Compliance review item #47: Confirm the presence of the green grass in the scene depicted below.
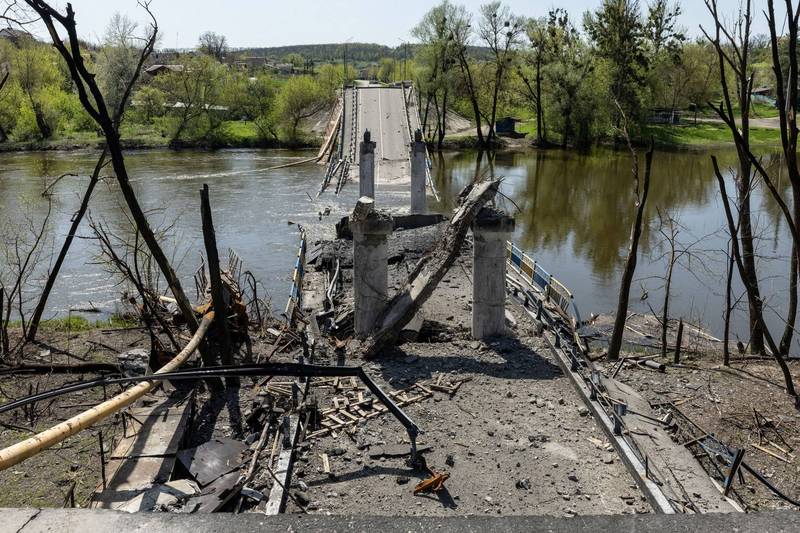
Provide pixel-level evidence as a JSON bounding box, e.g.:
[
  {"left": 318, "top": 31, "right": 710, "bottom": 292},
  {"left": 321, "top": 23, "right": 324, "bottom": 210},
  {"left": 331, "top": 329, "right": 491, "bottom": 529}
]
[
  {"left": 217, "top": 120, "right": 261, "bottom": 145},
  {"left": 30, "top": 315, "right": 137, "bottom": 332},
  {"left": 642, "top": 122, "right": 782, "bottom": 148}
]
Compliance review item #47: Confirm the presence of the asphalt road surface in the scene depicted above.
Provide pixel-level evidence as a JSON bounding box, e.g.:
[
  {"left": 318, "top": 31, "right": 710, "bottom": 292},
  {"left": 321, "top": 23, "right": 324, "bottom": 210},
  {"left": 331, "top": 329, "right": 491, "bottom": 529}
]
[{"left": 348, "top": 86, "right": 412, "bottom": 186}]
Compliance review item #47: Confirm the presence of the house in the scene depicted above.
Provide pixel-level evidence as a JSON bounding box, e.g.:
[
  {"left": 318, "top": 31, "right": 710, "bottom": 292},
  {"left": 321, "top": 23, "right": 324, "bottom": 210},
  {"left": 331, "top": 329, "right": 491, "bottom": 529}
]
[
  {"left": 233, "top": 57, "right": 268, "bottom": 72},
  {"left": 495, "top": 117, "right": 525, "bottom": 138},
  {"left": 144, "top": 64, "right": 185, "bottom": 77}
]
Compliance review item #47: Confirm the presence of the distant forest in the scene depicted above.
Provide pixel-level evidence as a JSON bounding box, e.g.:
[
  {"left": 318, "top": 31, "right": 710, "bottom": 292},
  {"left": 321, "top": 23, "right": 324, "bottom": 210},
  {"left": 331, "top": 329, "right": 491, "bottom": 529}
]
[{"left": 233, "top": 42, "right": 492, "bottom": 64}]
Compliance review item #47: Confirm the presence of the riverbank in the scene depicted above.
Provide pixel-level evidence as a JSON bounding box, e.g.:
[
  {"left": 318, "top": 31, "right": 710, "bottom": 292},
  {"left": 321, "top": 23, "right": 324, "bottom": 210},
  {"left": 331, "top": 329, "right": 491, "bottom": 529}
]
[
  {"left": 437, "top": 122, "right": 785, "bottom": 152},
  {"left": 0, "top": 117, "right": 784, "bottom": 155},
  {"left": 0, "top": 121, "right": 323, "bottom": 153}
]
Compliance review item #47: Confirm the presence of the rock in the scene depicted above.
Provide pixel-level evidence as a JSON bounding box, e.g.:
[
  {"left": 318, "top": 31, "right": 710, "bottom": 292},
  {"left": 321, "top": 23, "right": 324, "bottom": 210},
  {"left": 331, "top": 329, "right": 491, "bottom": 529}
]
[
  {"left": 445, "top": 454, "right": 455, "bottom": 467},
  {"left": 470, "top": 341, "right": 481, "bottom": 350},
  {"left": 515, "top": 478, "right": 531, "bottom": 490},
  {"left": 326, "top": 447, "right": 347, "bottom": 457},
  {"left": 396, "top": 476, "right": 410, "bottom": 485},
  {"left": 298, "top": 480, "right": 309, "bottom": 491},
  {"left": 568, "top": 474, "right": 579, "bottom": 482},
  {"left": 577, "top": 407, "right": 590, "bottom": 417},
  {"left": 484, "top": 496, "right": 493, "bottom": 503},
  {"left": 294, "top": 491, "right": 311, "bottom": 506},
  {"left": 558, "top": 397, "right": 565, "bottom": 405}
]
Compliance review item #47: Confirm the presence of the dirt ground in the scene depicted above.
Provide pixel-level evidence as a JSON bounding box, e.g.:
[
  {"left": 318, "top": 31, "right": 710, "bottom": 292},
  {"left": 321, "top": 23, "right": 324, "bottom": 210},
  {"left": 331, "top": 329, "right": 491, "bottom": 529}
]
[
  {"left": 588, "top": 312, "right": 800, "bottom": 511},
  {"left": 0, "top": 327, "right": 151, "bottom": 507}
]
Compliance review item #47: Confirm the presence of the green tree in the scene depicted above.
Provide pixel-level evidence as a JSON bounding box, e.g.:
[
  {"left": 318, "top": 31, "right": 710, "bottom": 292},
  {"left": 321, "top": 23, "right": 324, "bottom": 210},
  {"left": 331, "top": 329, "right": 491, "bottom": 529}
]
[
  {"left": 153, "top": 55, "right": 227, "bottom": 141},
  {"left": 132, "top": 85, "right": 166, "bottom": 123},
  {"left": 412, "top": 1, "right": 461, "bottom": 148},
  {"left": 585, "top": 0, "right": 648, "bottom": 127},
  {"left": 478, "top": 1, "right": 524, "bottom": 142},
  {"left": 543, "top": 9, "right": 595, "bottom": 147},
  {"left": 96, "top": 13, "right": 142, "bottom": 124},
  {"left": 377, "top": 58, "right": 397, "bottom": 83},
  {"left": 13, "top": 41, "right": 61, "bottom": 139},
  {"left": 274, "top": 75, "right": 329, "bottom": 142},
  {"left": 283, "top": 53, "right": 304, "bottom": 69}
]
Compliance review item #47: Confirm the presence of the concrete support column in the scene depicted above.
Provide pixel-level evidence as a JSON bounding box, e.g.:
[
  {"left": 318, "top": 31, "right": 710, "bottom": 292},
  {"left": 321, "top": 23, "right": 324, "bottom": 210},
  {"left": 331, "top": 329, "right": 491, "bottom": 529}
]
[
  {"left": 410, "top": 129, "right": 427, "bottom": 214},
  {"left": 472, "top": 208, "right": 515, "bottom": 340},
  {"left": 352, "top": 203, "right": 393, "bottom": 338},
  {"left": 359, "top": 130, "right": 376, "bottom": 199}
]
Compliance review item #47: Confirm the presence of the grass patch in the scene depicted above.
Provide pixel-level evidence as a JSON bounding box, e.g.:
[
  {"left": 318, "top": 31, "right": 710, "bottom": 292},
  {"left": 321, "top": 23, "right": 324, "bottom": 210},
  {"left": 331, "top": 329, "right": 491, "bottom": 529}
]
[
  {"left": 34, "top": 315, "right": 137, "bottom": 332},
  {"left": 642, "top": 123, "right": 782, "bottom": 148}
]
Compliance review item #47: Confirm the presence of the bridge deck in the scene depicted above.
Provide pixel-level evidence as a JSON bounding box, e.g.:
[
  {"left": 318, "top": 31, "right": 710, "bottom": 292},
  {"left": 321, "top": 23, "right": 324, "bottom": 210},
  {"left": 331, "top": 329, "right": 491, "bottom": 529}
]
[{"left": 345, "top": 85, "right": 415, "bottom": 186}]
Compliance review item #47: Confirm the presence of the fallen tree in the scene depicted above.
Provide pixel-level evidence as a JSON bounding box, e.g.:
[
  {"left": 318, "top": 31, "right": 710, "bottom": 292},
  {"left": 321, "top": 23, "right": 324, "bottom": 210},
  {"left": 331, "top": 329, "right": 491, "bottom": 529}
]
[{"left": 357, "top": 179, "right": 501, "bottom": 359}]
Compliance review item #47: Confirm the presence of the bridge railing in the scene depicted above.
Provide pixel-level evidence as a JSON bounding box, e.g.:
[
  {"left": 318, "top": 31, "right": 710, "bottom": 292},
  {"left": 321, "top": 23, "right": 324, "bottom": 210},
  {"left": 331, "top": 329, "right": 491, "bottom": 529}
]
[
  {"left": 285, "top": 228, "right": 307, "bottom": 320},
  {"left": 506, "top": 242, "right": 582, "bottom": 327}
]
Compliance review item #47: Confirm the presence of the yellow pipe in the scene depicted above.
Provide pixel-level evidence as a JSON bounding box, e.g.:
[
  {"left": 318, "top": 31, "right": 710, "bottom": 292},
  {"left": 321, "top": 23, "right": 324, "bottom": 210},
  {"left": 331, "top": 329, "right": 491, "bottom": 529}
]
[{"left": 0, "top": 312, "right": 215, "bottom": 471}]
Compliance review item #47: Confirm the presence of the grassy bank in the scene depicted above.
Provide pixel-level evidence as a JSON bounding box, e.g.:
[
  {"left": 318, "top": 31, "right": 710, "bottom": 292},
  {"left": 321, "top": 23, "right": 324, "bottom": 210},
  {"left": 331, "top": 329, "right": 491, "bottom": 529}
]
[
  {"left": 7, "top": 315, "right": 137, "bottom": 332},
  {"left": 643, "top": 123, "right": 782, "bottom": 149},
  {"left": 0, "top": 121, "right": 322, "bottom": 152}
]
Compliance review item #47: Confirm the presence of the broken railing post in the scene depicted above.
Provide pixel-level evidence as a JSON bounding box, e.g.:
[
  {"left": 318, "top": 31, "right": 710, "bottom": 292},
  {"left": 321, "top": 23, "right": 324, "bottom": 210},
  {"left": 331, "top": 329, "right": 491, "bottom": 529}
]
[
  {"left": 472, "top": 208, "right": 515, "bottom": 340},
  {"left": 359, "top": 130, "right": 376, "bottom": 199},
  {"left": 352, "top": 197, "right": 393, "bottom": 338},
  {"left": 410, "top": 129, "right": 427, "bottom": 214}
]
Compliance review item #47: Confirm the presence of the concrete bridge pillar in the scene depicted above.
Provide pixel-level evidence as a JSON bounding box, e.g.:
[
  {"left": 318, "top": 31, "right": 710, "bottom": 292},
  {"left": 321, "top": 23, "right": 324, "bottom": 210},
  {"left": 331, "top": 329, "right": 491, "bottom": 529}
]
[
  {"left": 472, "top": 208, "right": 515, "bottom": 340},
  {"left": 410, "top": 129, "right": 427, "bottom": 214},
  {"left": 352, "top": 199, "right": 393, "bottom": 338},
  {"left": 359, "top": 130, "right": 376, "bottom": 199}
]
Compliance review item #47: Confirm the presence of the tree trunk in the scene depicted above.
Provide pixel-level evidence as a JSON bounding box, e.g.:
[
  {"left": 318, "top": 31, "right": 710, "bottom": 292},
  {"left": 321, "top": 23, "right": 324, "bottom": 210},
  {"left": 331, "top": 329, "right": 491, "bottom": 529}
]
[
  {"left": 781, "top": 238, "right": 798, "bottom": 356},
  {"left": 661, "top": 246, "right": 675, "bottom": 360},
  {"left": 608, "top": 148, "right": 653, "bottom": 361},
  {"left": 438, "top": 88, "right": 448, "bottom": 150},
  {"left": 714, "top": 156, "right": 796, "bottom": 397},
  {"left": 535, "top": 57, "right": 543, "bottom": 146},
  {"left": 33, "top": 103, "right": 51, "bottom": 139},
  {"left": 724, "top": 240, "right": 734, "bottom": 366},
  {"left": 200, "top": 184, "right": 235, "bottom": 384},
  {"left": 27, "top": 150, "right": 108, "bottom": 342}
]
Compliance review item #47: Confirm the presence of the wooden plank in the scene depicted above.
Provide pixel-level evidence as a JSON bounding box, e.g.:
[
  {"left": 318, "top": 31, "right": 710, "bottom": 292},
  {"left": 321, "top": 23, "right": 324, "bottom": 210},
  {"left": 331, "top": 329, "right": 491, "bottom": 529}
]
[{"left": 265, "top": 415, "right": 300, "bottom": 515}]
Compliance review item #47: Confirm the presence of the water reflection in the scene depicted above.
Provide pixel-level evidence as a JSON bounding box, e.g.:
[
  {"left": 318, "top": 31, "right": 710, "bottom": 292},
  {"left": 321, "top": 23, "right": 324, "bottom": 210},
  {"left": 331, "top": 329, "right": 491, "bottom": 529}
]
[
  {"left": 0, "top": 146, "right": 795, "bottom": 351},
  {"left": 432, "top": 147, "right": 795, "bottom": 351}
]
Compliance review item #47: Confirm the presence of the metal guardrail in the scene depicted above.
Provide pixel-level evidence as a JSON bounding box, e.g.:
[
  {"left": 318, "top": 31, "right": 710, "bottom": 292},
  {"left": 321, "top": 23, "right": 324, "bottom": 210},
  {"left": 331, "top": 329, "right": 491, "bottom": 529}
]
[
  {"left": 506, "top": 242, "right": 581, "bottom": 327},
  {"left": 285, "top": 229, "right": 307, "bottom": 319}
]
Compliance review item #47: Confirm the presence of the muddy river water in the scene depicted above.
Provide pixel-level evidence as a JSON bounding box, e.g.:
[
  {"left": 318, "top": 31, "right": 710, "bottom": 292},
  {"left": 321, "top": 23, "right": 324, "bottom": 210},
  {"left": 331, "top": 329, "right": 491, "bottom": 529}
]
[{"left": 0, "top": 146, "right": 795, "bottom": 352}]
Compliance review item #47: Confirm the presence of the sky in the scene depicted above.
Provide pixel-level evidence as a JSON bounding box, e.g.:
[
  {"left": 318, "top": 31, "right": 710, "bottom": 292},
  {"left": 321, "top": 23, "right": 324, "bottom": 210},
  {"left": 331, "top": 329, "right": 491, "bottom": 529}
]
[{"left": 24, "top": 1, "right": 774, "bottom": 49}]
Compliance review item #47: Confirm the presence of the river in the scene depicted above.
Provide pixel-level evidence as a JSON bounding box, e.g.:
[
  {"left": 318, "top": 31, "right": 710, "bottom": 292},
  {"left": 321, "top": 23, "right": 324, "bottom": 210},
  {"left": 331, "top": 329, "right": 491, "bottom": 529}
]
[{"left": 0, "top": 146, "right": 795, "bottom": 352}]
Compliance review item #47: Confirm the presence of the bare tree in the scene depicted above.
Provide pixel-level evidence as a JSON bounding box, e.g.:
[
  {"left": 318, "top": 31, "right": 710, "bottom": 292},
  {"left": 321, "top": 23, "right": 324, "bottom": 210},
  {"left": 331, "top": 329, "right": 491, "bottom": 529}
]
[
  {"left": 607, "top": 117, "right": 653, "bottom": 361},
  {"left": 704, "top": 0, "right": 800, "bottom": 358},
  {"left": 198, "top": 31, "right": 228, "bottom": 61},
  {"left": 713, "top": 157, "right": 796, "bottom": 398},
  {"left": 2, "top": 1, "right": 201, "bottom": 338},
  {"left": 477, "top": 1, "right": 523, "bottom": 142},
  {"left": 0, "top": 197, "right": 52, "bottom": 358},
  {"left": 26, "top": 150, "right": 108, "bottom": 342},
  {"left": 702, "top": 0, "right": 765, "bottom": 353}
]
